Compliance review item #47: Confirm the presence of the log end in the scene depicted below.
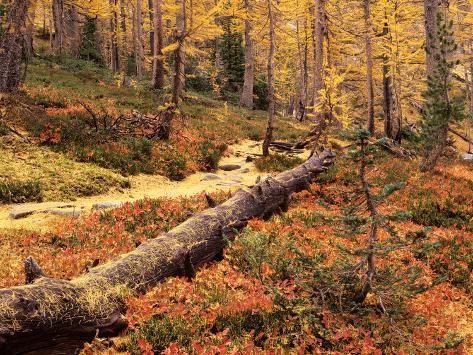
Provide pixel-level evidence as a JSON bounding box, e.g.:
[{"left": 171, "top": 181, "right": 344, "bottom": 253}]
[{"left": 24, "top": 256, "right": 45, "bottom": 284}]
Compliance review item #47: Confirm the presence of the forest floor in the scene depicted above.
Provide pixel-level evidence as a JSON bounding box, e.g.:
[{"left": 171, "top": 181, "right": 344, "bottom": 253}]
[
  {"left": 0, "top": 139, "right": 309, "bottom": 232},
  {"left": 1, "top": 56, "right": 473, "bottom": 353}
]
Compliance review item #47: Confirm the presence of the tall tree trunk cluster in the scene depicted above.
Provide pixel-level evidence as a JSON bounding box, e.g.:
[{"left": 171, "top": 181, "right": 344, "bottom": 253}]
[
  {"left": 52, "top": 0, "right": 80, "bottom": 57},
  {"left": 0, "top": 0, "right": 30, "bottom": 93}
]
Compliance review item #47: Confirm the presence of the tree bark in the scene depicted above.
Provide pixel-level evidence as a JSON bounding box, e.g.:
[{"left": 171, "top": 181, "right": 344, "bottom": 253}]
[
  {"left": 424, "top": 0, "right": 439, "bottom": 79},
  {"left": 0, "top": 0, "right": 29, "bottom": 93},
  {"left": 135, "top": 0, "right": 145, "bottom": 77},
  {"left": 0, "top": 151, "right": 335, "bottom": 354},
  {"left": 148, "top": 0, "right": 154, "bottom": 56},
  {"left": 239, "top": 0, "right": 255, "bottom": 109},
  {"left": 110, "top": 0, "right": 120, "bottom": 72},
  {"left": 151, "top": 0, "right": 164, "bottom": 89},
  {"left": 382, "top": 13, "right": 402, "bottom": 143},
  {"left": 52, "top": 0, "right": 64, "bottom": 53},
  {"left": 313, "top": 0, "right": 326, "bottom": 121},
  {"left": 420, "top": 124, "right": 449, "bottom": 172},
  {"left": 63, "top": 4, "right": 80, "bottom": 57},
  {"left": 262, "top": 0, "right": 276, "bottom": 157},
  {"left": 171, "top": 0, "right": 186, "bottom": 105},
  {"left": 363, "top": 0, "right": 375, "bottom": 135}
]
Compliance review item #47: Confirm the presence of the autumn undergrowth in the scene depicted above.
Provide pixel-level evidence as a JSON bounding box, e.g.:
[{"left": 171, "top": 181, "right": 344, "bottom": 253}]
[{"left": 0, "top": 145, "right": 470, "bottom": 353}]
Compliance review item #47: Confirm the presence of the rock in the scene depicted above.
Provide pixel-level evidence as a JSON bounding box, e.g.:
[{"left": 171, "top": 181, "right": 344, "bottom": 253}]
[
  {"left": 462, "top": 153, "right": 473, "bottom": 161},
  {"left": 92, "top": 201, "right": 123, "bottom": 210},
  {"left": 224, "top": 174, "right": 243, "bottom": 182},
  {"left": 201, "top": 173, "right": 222, "bottom": 181},
  {"left": 10, "top": 207, "right": 35, "bottom": 220},
  {"left": 240, "top": 168, "right": 250, "bottom": 173},
  {"left": 50, "top": 209, "right": 82, "bottom": 218},
  {"left": 219, "top": 164, "right": 241, "bottom": 171},
  {"left": 217, "top": 181, "right": 238, "bottom": 187}
]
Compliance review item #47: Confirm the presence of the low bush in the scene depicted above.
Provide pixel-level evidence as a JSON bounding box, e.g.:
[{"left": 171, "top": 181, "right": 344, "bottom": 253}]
[
  {"left": 0, "top": 179, "right": 42, "bottom": 203},
  {"left": 254, "top": 154, "right": 304, "bottom": 173},
  {"left": 410, "top": 196, "right": 473, "bottom": 232},
  {"left": 195, "top": 140, "right": 227, "bottom": 171}
]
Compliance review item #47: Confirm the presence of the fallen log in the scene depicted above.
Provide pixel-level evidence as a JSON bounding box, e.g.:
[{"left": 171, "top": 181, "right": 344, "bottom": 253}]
[
  {"left": 449, "top": 127, "right": 473, "bottom": 146},
  {"left": 0, "top": 150, "right": 335, "bottom": 354}
]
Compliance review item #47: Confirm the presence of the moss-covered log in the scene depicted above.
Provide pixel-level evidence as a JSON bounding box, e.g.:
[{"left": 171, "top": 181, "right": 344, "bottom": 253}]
[{"left": 0, "top": 150, "right": 335, "bottom": 354}]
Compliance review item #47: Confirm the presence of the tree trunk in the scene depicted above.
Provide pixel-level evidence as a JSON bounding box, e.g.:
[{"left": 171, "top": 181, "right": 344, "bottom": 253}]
[
  {"left": 148, "top": 0, "right": 154, "bottom": 56},
  {"left": 0, "top": 151, "right": 335, "bottom": 354},
  {"left": 171, "top": 0, "right": 186, "bottom": 105},
  {"left": 239, "top": 0, "right": 255, "bottom": 109},
  {"left": 313, "top": 0, "right": 326, "bottom": 121},
  {"left": 52, "top": 0, "right": 64, "bottom": 53},
  {"left": 151, "top": 0, "right": 164, "bottom": 89},
  {"left": 262, "top": 0, "right": 276, "bottom": 157},
  {"left": 420, "top": 124, "right": 449, "bottom": 172},
  {"left": 363, "top": 0, "right": 375, "bottom": 135},
  {"left": 110, "top": 0, "right": 120, "bottom": 72},
  {"left": 0, "top": 0, "right": 29, "bottom": 93},
  {"left": 382, "top": 13, "right": 402, "bottom": 142},
  {"left": 424, "top": 0, "right": 439, "bottom": 79},
  {"left": 135, "top": 0, "right": 145, "bottom": 77},
  {"left": 64, "top": 4, "right": 80, "bottom": 57}
]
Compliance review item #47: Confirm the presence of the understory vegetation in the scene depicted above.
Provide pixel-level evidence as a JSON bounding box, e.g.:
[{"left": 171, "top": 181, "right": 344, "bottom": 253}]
[
  {"left": 0, "top": 56, "right": 306, "bottom": 202},
  {"left": 1, "top": 153, "right": 472, "bottom": 353}
]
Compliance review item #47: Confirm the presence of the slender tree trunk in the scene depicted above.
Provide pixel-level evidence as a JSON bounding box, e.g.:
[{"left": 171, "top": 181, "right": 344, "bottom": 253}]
[
  {"left": 239, "top": 0, "right": 255, "bottom": 109},
  {"left": 64, "top": 4, "right": 80, "bottom": 57},
  {"left": 424, "top": 0, "right": 439, "bottom": 79},
  {"left": 420, "top": 124, "right": 449, "bottom": 172},
  {"left": 171, "top": 0, "right": 186, "bottom": 105},
  {"left": 151, "top": 0, "right": 164, "bottom": 89},
  {"left": 135, "top": 0, "right": 145, "bottom": 77},
  {"left": 383, "top": 56, "right": 393, "bottom": 138},
  {"left": 0, "top": 0, "right": 30, "bottom": 93},
  {"left": 148, "top": 0, "right": 154, "bottom": 56},
  {"left": 363, "top": 0, "right": 375, "bottom": 135},
  {"left": 262, "top": 0, "right": 276, "bottom": 157},
  {"left": 110, "top": 0, "right": 120, "bottom": 72},
  {"left": 382, "top": 13, "right": 402, "bottom": 142},
  {"left": 52, "top": 0, "right": 64, "bottom": 53},
  {"left": 313, "top": 0, "right": 326, "bottom": 121}
]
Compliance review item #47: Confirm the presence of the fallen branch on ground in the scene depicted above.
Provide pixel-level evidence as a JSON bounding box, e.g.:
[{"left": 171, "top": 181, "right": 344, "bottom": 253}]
[{"left": 0, "top": 150, "right": 335, "bottom": 354}]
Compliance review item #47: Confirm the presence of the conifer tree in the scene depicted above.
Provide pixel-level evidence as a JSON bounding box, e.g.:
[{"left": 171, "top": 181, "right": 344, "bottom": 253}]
[{"left": 420, "top": 13, "right": 466, "bottom": 172}]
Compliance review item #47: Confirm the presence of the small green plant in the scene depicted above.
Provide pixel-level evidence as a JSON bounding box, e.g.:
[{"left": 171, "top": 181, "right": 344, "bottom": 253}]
[
  {"left": 254, "top": 154, "right": 304, "bottom": 173},
  {"left": 195, "top": 140, "right": 227, "bottom": 171}
]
